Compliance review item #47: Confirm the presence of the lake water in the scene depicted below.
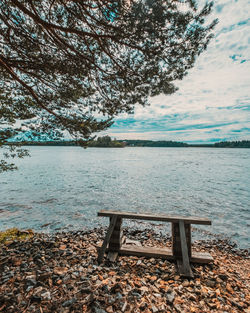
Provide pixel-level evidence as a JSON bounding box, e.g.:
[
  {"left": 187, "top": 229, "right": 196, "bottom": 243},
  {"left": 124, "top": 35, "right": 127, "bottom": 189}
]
[{"left": 0, "top": 146, "right": 249, "bottom": 248}]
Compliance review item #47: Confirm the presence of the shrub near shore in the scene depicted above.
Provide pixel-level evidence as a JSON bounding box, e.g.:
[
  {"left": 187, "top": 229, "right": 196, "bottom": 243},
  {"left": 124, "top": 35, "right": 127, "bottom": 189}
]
[{"left": 0, "top": 228, "right": 249, "bottom": 312}]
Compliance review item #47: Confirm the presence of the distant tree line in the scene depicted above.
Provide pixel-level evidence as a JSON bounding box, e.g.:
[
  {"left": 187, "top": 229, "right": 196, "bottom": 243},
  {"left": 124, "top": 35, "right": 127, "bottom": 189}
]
[
  {"left": 122, "top": 140, "right": 188, "bottom": 147},
  {"left": 6, "top": 138, "right": 250, "bottom": 148},
  {"left": 214, "top": 140, "right": 250, "bottom": 148},
  {"left": 119, "top": 140, "right": 249, "bottom": 148}
]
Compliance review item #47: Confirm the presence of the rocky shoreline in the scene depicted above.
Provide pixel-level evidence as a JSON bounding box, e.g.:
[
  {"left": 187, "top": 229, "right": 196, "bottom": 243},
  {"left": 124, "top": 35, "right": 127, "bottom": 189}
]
[{"left": 0, "top": 228, "right": 249, "bottom": 313}]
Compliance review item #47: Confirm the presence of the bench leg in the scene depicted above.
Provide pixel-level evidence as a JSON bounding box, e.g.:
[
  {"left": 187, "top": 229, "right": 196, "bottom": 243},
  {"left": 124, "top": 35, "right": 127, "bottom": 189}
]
[
  {"left": 172, "top": 222, "right": 191, "bottom": 258},
  {"left": 178, "top": 220, "right": 193, "bottom": 277},
  {"left": 97, "top": 216, "right": 118, "bottom": 263},
  {"left": 107, "top": 217, "right": 122, "bottom": 262},
  {"left": 172, "top": 221, "right": 193, "bottom": 277},
  {"left": 108, "top": 217, "right": 122, "bottom": 252}
]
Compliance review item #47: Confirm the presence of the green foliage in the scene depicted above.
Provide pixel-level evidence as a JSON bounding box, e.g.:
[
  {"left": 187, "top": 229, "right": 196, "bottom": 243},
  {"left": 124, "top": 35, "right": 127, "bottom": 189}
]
[{"left": 0, "top": 0, "right": 217, "bottom": 171}]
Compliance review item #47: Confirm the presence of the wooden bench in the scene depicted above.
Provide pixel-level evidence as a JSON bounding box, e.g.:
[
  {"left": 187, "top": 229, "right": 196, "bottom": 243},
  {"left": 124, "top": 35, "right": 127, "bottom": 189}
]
[{"left": 97, "top": 210, "right": 213, "bottom": 277}]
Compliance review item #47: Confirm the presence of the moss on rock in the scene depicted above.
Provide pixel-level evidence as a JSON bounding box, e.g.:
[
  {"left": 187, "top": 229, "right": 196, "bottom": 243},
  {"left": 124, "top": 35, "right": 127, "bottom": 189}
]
[{"left": 0, "top": 228, "right": 34, "bottom": 244}]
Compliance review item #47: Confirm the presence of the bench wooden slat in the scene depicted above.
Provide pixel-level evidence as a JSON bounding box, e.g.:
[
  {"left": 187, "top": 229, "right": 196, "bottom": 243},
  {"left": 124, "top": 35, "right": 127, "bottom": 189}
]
[
  {"left": 97, "top": 215, "right": 117, "bottom": 263},
  {"left": 98, "top": 210, "right": 211, "bottom": 225}
]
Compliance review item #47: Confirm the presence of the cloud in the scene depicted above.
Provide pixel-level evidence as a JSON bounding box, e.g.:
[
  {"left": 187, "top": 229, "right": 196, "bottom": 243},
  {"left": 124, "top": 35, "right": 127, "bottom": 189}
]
[{"left": 104, "top": 0, "right": 250, "bottom": 143}]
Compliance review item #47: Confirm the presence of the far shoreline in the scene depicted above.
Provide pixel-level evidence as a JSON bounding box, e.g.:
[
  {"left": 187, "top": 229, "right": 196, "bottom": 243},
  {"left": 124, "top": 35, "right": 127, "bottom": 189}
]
[{"left": 5, "top": 139, "right": 250, "bottom": 149}]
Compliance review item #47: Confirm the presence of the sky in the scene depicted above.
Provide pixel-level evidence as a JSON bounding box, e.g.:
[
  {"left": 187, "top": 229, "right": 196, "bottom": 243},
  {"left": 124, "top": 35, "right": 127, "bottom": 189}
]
[{"left": 105, "top": 0, "right": 250, "bottom": 143}]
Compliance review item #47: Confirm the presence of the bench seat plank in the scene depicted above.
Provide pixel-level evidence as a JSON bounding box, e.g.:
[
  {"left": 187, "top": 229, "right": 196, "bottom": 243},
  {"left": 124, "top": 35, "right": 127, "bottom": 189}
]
[{"left": 98, "top": 210, "right": 211, "bottom": 225}]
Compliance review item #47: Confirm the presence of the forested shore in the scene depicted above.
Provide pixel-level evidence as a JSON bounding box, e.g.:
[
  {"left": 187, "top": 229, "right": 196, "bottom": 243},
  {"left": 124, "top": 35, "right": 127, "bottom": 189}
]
[{"left": 6, "top": 138, "right": 250, "bottom": 148}]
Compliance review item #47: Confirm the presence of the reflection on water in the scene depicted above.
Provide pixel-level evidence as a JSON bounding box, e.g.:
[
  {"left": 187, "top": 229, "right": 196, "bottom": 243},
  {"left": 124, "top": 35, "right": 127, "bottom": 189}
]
[{"left": 0, "top": 146, "right": 249, "bottom": 248}]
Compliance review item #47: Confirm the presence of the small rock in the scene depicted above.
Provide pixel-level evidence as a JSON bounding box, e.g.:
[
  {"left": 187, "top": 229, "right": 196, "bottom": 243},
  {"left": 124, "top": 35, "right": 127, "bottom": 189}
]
[
  {"left": 121, "top": 302, "right": 127, "bottom": 312},
  {"left": 33, "top": 286, "right": 44, "bottom": 295},
  {"left": 174, "top": 304, "right": 182, "bottom": 313},
  {"left": 62, "top": 298, "right": 76, "bottom": 307},
  {"left": 189, "top": 294, "right": 197, "bottom": 301},
  {"left": 231, "top": 300, "right": 243, "bottom": 310},
  {"left": 30, "top": 295, "right": 41, "bottom": 303},
  {"left": 216, "top": 277, "right": 223, "bottom": 284},
  {"left": 106, "top": 306, "right": 113, "bottom": 313},
  {"left": 116, "top": 292, "right": 123, "bottom": 300},
  {"left": 166, "top": 291, "right": 175, "bottom": 304},
  {"left": 54, "top": 267, "right": 68, "bottom": 275},
  {"left": 80, "top": 287, "right": 92, "bottom": 294},
  {"left": 41, "top": 291, "right": 51, "bottom": 300},
  {"left": 207, "top": 302, "right": 217, "bottom": 309},
  {"left": 26, "top": 286, "right": 34, "bottom": 292},
  {"left": 26, "top": 278, "right": 36, "bottom": 286},
  {"left": 205, "top": 279, "right": 216, "bottom": 288},
  {"left": 152, "top": 305, "right": 158, "bottom": 313},
  {"left": 182, "top": 280, "right": 189, "bottom": 287},
  {"left": 26, "top": 275, "right": 36, "bottom": 280},
  {"left": 94, "top": 308, "right": 106, "bottom": 313},
  {"left": 218, "top": 274, "right": 228, "bottom": 281},
  {"left": 153, "top": 293, "right": 161, "bottom": 298},
  {"left": 38, "top": 272, "right": 52, "bottom": 281}
]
